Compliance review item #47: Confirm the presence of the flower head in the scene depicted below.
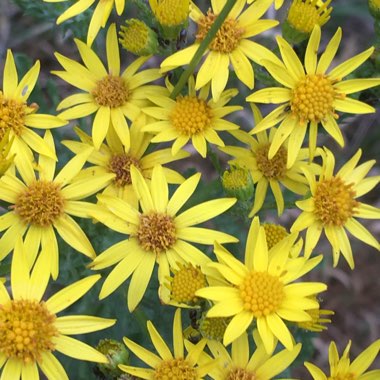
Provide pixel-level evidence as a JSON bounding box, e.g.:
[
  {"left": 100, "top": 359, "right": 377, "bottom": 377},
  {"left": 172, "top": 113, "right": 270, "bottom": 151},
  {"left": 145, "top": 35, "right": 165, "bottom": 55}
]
[
  {"left": 0, "top": 50, "right": 66, "bottom": 170},
  {"left": 196, "top": 217, "right": 327, "bottom": 352},
  {"left": 291, "top": 148, "right": 380, "bottom": 269},
  {"left": 247, "top": 25, "right": 380, "bottom": 165},
  {"left": 63, "top": 114, "right": 189, "bottom": 208},
  {"left": 53, "top": 24, "right": 162, "bottom": 150},
  {"left": 305, "top": 339, "right": 380, "bottom": 380},
  {"left": 44, "top": 0, "right": 126, "bottom": 46},
  {"left": 90, "top": 164, "right": 237, "bottom": 311},
  {"left": 143, "top": 76, "right": 242, "bottom": 158},
  {"left": 0, "top": 239, "right": 115, "bottom": 379},
  {"left": 161, "top": 0, "right": 279, "bottom": 101},
  {"left": 0, "top": 131, "right": 114, "bottom": 279},
  {"left": 120, "top": 309, "right": 216, "bottom": 379}
]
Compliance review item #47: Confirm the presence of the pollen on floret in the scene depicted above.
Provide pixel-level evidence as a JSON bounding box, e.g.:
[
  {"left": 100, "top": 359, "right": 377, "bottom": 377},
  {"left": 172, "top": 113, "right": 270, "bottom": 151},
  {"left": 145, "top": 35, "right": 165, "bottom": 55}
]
[
  {"left": 0, "top": 299, "right": 58, "bottom": 363},
  {"left": 108, "top": 154, "right": 141, "bottom": 187},
  {"left": 287, "top": 0, "right": 332, "bottom": 34},
  {"left": 167, "top": 262, "right": 207, "bottom": 304},
  {"left": 154, "top": 358, "right": 197, "bottom": 380},
  {"left": 0, "top": 92, "right": 29, "bottom": 137},
  {"left": 196, "top": 10, "right": 245, "bottom": 54},
  {"left": 92, "top": 75, "right": 129, "bottom": 108},
  {"left": 226, "top": 367, "right": 256, "bottom": 380},
  {"left": 14, "top": 180, "right": 65, "bottom": 227},
  {"left": 239, "top": 271, "right": 284, "bottom": 317},
  {"left": 256, "top": 144, "right": 288, "bottom": 180},
  {"left": 263, "top": 223, "right": 288, "bottom": 249},
  {"left": 137, "top": 212, "right": 177, "bottom": 254},
  {"left": 170, "top": 95, "right": 213, "bottom": 136},
  {"left": 314, "top": 176, "right": 359, "bottom": 226},
  {"left": 290, "top": 74, "right": 339, "bottom": 123}
]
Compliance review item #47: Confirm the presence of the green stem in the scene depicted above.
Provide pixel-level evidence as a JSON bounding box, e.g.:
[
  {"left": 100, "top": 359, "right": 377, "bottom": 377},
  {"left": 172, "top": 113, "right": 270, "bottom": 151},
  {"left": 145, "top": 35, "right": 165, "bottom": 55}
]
[{"left": 170, "top": 0, "right": 237, "bottom": 99}]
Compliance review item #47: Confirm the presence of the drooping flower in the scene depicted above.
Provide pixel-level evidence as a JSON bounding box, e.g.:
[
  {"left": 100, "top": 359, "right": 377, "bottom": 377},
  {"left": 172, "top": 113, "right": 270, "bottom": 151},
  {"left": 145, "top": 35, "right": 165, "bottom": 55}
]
[
  {"left": 291, "top": 147, "right": 380, "bottom": 269},
  {"left": 196, "top": 217, "right": 327, "bottom": 352},
  {"left": 220, "top": 127, "right": 321, "bottom": 216},
  {"left": 305, "top": 339, "right": 380, "bottom": 380},
  {"left": 142, "top": 76, "right": 242, "bottom": 158},
  {"left": 44, "top": 0, "right": 127, "bottom": 46},
  {"left": 63, "top": 113, "right": 189, "bottom": 208},
  {"left": 247, "top": 25, "right": 380, "bottom": 165},
  {"left": 297, "top": 297, "right": 334, "bottom": 332},
  {"left": 0, "top": 131, "right": 114, "bottom": 279},
  {"left": 0, "top": 239, "right": 115, "bottom": 379},
  {"left": 53, "top": 24, "right": 162, "bottom": 150},
  {"left": 161, "top": 0, "right": 279, "bottom": 101},
  {"left": 90, "top": 164, "right": 237, "bottom": 311},
  {"left": 0, "top": 50, "right": 66, "bottom": 174},
  {"left": 120, "top": 309, "right": 216, "bottom": 379}
]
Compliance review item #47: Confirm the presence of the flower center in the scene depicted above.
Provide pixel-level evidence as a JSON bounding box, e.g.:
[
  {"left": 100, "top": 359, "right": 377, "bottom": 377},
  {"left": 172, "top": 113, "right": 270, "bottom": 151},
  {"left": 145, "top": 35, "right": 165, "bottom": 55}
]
[
  {"left": 196, "top": 10, "right": 245, "bottom": 53},
  {"left": 170, "top": 95, "right": 212, "bottom": 136},
  {"left": 291, "top": 74, "right": 337, "bottom": 123},
  {"left": 222, "top": 167, "right": 250, "bottom": 190},
  {"left": 287, "top": 0, "right": 331, "bottom": 33},
  {"left": 14, "top": 180, "right": 65, "bottom": 227},
  {"left": 119, "top": 19, "right": 150, "bottom": 55},
  {"left": 199, "top": 316, "right": 230, "bottom": 342},
  {"left": 314, "top": 177, "right": 359, "bottom": 226},
  {"left": 154, "top": 358, "right": 197, "bottom": 380},
  {"left": 263, "top": 223, "right": 288, "bottom": 250},
  {"left": 108, "top": 154, "right": 141, "bottom": 187},
  {"left": 328, "top": 374, "right": 356, "bottom": 380},
  {"left": 0, "top": 92, "right": 27, "bottom": 138},
  {"left": 169, "top": 263, "right": 207, "bottom": 304},
  {"left": 256, "top": 144, "right": 287, "bottom": 180},
  {"left": 239, "top": 271, "right": 284, "bottom": 317},
  {"left": 0, "top": 299, "right": 58, "bottom": 363},
  {"left": 226, "top": 368, "right": 256, "bottom": 380},
  {"left": 92, "top": 75, "right": 129, "bottom": 108},
  {"left": 137, "top": 212, "right": 177, "bottom": 254},
  {"left": 153, "top": 0, "right": 189, "bottom": 27}
]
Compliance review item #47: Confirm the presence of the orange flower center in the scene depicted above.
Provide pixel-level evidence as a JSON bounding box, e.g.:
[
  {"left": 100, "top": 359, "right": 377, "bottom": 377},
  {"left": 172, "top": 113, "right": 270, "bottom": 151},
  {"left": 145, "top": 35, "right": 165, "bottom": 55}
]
[
  {"left": 154, "top": 358, "right": 197, "bottom": 380},
  {"left": 92, "top": 75, "right": 129, "bottom": 108},
  {"left": 240, "top": 271, "right": 284, "bottom": 317},
  {"left": 108, "top": 154, "right": 141, "bottom": 187},
  {"left": 14, "top": 180, "right": 65, "bottom": 227},
  {"left": 314, "top": 176, "right": 359, "bottom": 226},
  {"left": 256, "top": 144, "right": 287, "bottom": 180},
  {"left": 0, "top": 92, "right": 28, "bottom": 138},
  {"left": 196, "top": 10, "right": 245, "bottom": 53},
  {"left": 0, "top": 299, "right": 58, "bottom": 363},
  {"left": 291, "top": 74, "right": 337, "bottom": 123},
  {"left": 226, "top": 368, "right": 256, "bottom": 380},
  {"left": 168, "top": 263, "right": 206, "bottom": 304},
  {"left": 170, "top": 95, "right": 212, "bottom": 136},
  {"left": 137, "top": 212, "right": 177, "bottom": 254}
]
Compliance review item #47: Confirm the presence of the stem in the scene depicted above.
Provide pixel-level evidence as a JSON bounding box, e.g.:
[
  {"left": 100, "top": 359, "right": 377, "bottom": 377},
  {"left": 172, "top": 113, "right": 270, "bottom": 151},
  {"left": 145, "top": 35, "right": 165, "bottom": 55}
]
[{"left": 170, "top": 0, "right": 237, "bottom": 99}]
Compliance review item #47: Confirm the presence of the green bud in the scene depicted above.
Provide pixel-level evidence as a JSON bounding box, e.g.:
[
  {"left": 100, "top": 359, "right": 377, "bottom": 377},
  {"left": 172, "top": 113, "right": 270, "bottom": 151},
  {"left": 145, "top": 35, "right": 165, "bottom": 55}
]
[
  {"left": 221, "top": 166, "right": 254, "bottom": 201},
  {"left": 369, "top": 0, "right": 380, "bottom": 19}
]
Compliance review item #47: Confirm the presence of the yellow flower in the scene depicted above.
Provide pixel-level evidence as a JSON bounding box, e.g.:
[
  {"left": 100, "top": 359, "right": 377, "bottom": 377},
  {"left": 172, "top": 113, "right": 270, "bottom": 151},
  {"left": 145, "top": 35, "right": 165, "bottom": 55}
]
[
  {"left": 297, "top": 298, "right": 334, "bottom": 332},
  {"left": 0, "top": 131, "right": 114, "bottom": 279},
  {"left": 142, "top": 76, "right": 242, "bottom": 158},
  {"left": 305, "top": 339, "right": 380, "bottom": 380},
  {"left": 53, "top": 24, "right": 162, "bottom": 150},
  {"left": 291, "top": 148, "right": 380, "bottom": 269},
  {"left": 120, "top": 309, "right": 216, "bottom": 379},
  {"left": 44, "top": 0, "right": 126, "bottom": 46},
  {"left": 0, "top": 238, "right": 115, "bottom": 379},
  {"left": 160, "top": 0, "right": 279, "bottom": 101},
  {"left": 220, "top": 127, "right": 321, "bottom": 216},
  {"left": 0, "top": 50, "right": 66, "bottom": 170},
  {"left": 149, "top": 0, "right": 190, "bottom": 27},
  {"left": 193, "top": 330, "right": 301, "bottom": 380},
  {"left": 0, "top": 131, "right": 15, "bottom": 177},
  {"left": 247, "top": 0, "right": 285, "bottom": 10},
  {"left": 90, "top": 164, "right": 237, "bottom": 311},
  {"left": 63, "top": 113, "right": 189, "bottom": 209},
  {"left": 247, "top": 25, "right": 380, "bottom": 165},
  {"left": 196, "top": 217, "right": 327, "bottom": 352},
  {"left": 287, "top": 0, "right": 332, "bottom": 34}
]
